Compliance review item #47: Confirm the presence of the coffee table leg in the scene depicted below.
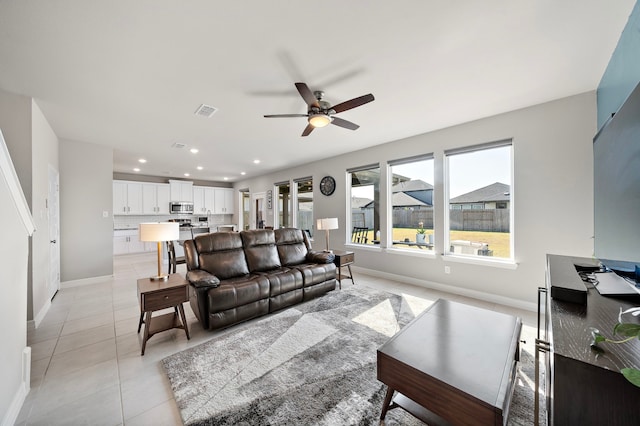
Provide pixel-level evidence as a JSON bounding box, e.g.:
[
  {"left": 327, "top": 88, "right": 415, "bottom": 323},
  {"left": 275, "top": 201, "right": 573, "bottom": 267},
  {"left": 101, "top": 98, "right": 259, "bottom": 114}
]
[{"left": 380, "top": 386, "right": 395, "bottom": 420}]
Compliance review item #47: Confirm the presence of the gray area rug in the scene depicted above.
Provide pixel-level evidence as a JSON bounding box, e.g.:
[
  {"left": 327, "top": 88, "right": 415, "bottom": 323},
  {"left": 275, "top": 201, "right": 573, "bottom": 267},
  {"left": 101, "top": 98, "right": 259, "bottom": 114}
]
[{"left": 163, "top": 286, "right": 544, "bottom": 425}]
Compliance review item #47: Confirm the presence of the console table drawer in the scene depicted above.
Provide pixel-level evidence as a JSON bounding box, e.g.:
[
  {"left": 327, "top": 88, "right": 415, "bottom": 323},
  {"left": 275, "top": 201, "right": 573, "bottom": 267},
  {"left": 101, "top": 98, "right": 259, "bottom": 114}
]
[{"left": 141, "top": 286, "right": 188, "bottom": 311}]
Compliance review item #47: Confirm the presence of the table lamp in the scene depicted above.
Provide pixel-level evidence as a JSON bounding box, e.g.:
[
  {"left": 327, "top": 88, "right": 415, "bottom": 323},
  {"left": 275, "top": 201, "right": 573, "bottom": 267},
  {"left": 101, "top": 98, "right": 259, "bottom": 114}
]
[
  {"left": 139, "top": 222, "right": 179, "bottom": 280},
  {"left": 317, "top": 218, "right": 339, "bottom": 252}
]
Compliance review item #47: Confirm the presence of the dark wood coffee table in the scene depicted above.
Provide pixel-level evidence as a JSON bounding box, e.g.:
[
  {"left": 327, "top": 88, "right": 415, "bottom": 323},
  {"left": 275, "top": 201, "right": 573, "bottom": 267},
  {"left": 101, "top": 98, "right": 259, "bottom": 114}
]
[{"left": 377, "top": 299, "right": 522, "bottom": 425}]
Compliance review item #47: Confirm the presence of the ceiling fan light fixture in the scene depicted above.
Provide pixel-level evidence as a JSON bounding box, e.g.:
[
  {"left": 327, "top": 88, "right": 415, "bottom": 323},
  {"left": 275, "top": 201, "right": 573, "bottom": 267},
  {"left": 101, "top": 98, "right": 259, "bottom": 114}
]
[{"left": 308, "top": 114, "right": 332, "bottom": 128}]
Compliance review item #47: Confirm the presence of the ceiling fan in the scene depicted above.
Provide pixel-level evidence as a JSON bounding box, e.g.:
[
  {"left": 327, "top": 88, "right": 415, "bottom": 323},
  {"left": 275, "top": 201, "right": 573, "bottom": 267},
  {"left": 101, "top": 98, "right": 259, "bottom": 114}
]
[{"left": 264, "top": 82, "right": 374, "bottom": 137}]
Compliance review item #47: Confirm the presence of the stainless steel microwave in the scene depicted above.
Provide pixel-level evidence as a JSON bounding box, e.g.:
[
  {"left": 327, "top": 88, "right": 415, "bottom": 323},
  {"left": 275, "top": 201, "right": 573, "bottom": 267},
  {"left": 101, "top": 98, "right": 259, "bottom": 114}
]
[{"left": 170, "top": 202, "right": 194, "bottom": 214}]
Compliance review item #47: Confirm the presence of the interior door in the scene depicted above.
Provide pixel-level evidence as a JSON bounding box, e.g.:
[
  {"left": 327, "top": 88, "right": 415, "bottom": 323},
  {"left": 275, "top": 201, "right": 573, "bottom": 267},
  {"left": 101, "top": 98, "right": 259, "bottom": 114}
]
[
  {"left": 252, "top": 192, "right": 266, "bottom": 229},
  {"left": 48, "top": 165, "right": 60, "bottom": 299}
]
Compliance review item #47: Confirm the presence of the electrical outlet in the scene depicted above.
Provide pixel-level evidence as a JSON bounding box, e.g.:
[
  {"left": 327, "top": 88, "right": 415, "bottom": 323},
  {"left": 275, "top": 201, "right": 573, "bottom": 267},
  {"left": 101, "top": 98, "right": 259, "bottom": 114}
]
[{"left": 444, "top": 266, "right": 451, "bottom": 274}]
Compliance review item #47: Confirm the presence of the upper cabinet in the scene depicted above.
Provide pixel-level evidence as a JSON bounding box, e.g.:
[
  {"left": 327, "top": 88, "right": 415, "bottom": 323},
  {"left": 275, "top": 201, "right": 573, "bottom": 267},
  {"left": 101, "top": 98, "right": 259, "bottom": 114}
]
[
  {"left": 193, "top": 186, "right": 215, "bottom": 214},
  {"left": 113, "top": 181, "right": 143, "bottom": 215},
  {"left": 142, "top": 183, "right": 170, "bottom": 214},
  {"left": 214, "top": 188, "right": 234, "bottom": 214},
  {"left": 169, "top": 179, "right": 193, "bottom": 202}
]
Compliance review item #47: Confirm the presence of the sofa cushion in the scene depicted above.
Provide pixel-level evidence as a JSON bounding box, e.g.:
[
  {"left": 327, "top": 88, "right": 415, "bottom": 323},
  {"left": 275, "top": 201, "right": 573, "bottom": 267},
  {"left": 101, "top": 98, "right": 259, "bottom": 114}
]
[
  {"left": 241, "top": 230, "right": 281, "bottom": 272},
  {"left": 207, "top": 275, "right": 270, "bottom": 312},
  {"left": 194, "top": 232, "right": 249, "bottom": 280},
  {"left": 274, "top": 228, "right": 309, "bottom": 266}
]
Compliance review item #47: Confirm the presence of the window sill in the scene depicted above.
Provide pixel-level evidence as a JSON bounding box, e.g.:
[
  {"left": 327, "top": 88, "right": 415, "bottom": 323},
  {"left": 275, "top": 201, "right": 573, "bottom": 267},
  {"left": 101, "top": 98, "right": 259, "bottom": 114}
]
[
  {"left": 384, "top": 246, "right": 437, "bottom": 258},
  {"left": 443, "top": 254, "right": 518, "bottom": 269}
]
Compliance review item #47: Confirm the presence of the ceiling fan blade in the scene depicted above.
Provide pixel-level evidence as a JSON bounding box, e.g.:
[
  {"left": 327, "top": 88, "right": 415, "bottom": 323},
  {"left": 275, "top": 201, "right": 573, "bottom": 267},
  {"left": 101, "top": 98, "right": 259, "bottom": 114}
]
[
  {"left": 295, "top": 82, "right": 320, "bottom": 109},
  {"left": 301, "top": 123, "right": 315, "bottom": 136},
  {"left": 331, "top": 116, "right": 359, "bottom": 131},
  {"left": 331, "top": 93, "right": 375, "bottom": 114},
  {"left": 264, "top": 114, "right": 308, "bottom": 118}
]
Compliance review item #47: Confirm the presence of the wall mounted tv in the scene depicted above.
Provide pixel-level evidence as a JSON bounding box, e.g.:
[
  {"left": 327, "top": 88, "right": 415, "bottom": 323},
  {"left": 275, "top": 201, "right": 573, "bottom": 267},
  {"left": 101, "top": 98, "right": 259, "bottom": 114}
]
[{"left": 593, "top": 81, "right": 640, "bottom": 271}]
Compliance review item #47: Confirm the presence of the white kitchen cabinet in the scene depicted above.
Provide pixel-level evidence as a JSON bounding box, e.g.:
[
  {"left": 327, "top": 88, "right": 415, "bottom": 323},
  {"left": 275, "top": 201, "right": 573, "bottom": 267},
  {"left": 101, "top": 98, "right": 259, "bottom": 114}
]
[
  {"left": 113, "top": 230, "right": 148, "bottom": 255},
  {"left": 214, "top": 188, "right": 234, "bottom": 214},
  {"left": 193, "top": 186, "right": 216, "bottom": 214},
  {"left": 113, "top": 181, "right": 143, "bottom": 215},
  {"left": 142, "top": 183, "right": 170, "bottom": 214},
  {"left": 169, "top": 180, "right": 193, "bottom": 202}
]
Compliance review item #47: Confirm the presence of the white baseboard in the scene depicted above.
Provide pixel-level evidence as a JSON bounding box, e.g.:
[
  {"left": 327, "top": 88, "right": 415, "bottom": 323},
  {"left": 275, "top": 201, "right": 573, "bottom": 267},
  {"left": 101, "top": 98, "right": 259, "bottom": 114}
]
[
  {"left": 61, "top": 274, "right": 113, "bottom": 289},
  {"left": 351, "top": 265, "right": 537, "bottom": 312},
  {"left": 1, "top": 347, "right": 31, "bottom": 426},
  {"left": 32, "top": 298, "right": 51, "bottom": 329}
]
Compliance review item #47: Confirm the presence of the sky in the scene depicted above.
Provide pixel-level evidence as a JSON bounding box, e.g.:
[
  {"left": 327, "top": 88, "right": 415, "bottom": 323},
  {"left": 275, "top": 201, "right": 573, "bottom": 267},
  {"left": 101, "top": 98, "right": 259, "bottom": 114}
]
[{"left": 352, "top": 145, "right": 511, "bottom": 199}]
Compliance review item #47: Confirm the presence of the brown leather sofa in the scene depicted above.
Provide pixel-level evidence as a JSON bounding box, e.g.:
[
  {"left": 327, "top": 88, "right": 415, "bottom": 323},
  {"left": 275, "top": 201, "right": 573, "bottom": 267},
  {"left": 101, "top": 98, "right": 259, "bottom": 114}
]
[{"left": 183, "top": 228, "right": 337, "bottom": 330}]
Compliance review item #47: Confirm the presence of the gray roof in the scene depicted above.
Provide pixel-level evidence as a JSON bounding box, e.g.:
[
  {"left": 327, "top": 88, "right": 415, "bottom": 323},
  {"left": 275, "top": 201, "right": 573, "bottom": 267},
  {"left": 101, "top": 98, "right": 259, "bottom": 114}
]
[
  {"left": 364, "top": 192, "right": 430, "bottom": 208},
  {"left": 450, "top": 182, "right": 510, "bottom": 204},
  {"left": 351, "top": 197, "right": 372, "bottom": 208},
  {"left": 391, "top": 179, "right": 433, "bottom": 193}
]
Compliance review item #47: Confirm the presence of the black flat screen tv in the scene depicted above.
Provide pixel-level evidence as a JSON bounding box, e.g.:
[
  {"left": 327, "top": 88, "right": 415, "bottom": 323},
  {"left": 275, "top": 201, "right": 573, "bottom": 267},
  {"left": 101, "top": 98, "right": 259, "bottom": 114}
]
[{"left": 593, "top": 81, "right": 640, "bottom": 272}]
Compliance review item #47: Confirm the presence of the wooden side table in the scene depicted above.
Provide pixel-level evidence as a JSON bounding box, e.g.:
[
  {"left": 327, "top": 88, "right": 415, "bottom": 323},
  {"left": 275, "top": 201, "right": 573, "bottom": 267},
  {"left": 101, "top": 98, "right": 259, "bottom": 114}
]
[
  {"left": 332, "top": 250, "right": 355, "bottom": 289},
  {"left": 137, "top": 274, "right": 190, "bottom": 355}
]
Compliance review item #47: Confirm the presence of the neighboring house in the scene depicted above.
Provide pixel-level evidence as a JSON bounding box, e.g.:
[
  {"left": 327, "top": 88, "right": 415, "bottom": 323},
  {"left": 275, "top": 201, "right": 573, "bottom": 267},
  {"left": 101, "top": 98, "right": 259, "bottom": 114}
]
[
  {"left": 450, "top": 182, "right": 510, "bottom": 210},
  {"left": 361, "top": 179, "right": 434, "bottom": 209}
]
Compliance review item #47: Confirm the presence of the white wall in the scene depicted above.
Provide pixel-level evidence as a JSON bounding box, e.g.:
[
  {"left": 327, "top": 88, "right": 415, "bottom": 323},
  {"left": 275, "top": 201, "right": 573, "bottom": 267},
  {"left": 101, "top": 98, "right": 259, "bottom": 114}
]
[
  {"left": 235, "top": 92, "right": 596, "bottom": 307},
  {"left": 60, "top": 139, "right": 113, "bottom": 281},
  {"left": 0, "top": 90, "right": 59, "bottom": 323}
]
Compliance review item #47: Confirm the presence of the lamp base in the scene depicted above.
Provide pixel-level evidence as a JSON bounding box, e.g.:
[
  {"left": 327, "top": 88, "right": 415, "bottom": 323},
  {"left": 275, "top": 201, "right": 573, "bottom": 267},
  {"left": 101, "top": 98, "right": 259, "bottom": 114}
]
[
  {"left": 323, "top": 249, "right": 333, "bottom": 254},
  {"left": 150, "top": 274, "right": 169, "bottom": 281}
]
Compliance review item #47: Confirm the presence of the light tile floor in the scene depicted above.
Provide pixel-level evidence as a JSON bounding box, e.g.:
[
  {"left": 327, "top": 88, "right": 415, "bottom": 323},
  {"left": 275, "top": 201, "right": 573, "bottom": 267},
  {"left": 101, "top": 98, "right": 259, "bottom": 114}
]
[{"left": 17, "top": 252, "right": 538, "bottom": 425}]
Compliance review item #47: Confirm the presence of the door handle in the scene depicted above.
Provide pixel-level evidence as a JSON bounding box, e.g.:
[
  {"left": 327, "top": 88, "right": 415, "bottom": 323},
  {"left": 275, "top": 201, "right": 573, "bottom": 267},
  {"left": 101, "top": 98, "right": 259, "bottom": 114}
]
[{"left": 50, "top": 240, "right": 57, "bottom": 243}]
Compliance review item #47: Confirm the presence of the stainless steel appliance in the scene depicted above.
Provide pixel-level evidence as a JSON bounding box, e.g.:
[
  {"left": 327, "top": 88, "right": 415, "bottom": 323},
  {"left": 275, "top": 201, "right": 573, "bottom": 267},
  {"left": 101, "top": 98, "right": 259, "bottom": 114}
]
[{"left": 170, "top": 202, "right": 194, "bottom": 214}]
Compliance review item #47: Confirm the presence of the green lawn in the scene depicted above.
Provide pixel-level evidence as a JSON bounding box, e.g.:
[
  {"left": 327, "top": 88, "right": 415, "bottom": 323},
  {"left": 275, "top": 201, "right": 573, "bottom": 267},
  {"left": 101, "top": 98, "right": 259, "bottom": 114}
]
[{"left": 360, "top": 228, "right": 511, "bottom": 258}]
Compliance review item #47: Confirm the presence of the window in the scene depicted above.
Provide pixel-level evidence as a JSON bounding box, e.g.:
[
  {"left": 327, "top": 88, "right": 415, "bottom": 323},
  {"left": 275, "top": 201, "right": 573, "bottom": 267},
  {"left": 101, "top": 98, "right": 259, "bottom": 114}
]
[
  {"left": 276, "top": 181, "right": 291, "bottom": 228},
  {"left": 294, "top": 177, "right": 313, "bottom": 237},
  {"left": 348, "top": 164, "right": 380, "bottom": 245},
  {"left": 388, "top": 155, "right": 434, "bottom": 251},
  {"left": 446, "top": 141, "right": 512, "bottom": 259}
]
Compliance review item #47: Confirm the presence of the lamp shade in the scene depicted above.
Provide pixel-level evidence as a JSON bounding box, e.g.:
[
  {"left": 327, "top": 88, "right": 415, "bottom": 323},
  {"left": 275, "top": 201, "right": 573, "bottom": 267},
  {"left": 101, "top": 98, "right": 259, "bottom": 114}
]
[
  {"left": 139, "top": 222, "right": 179, "bottom": 242},
  {"left": 317, "top": 218, "right": 339, "bottom": 230}
]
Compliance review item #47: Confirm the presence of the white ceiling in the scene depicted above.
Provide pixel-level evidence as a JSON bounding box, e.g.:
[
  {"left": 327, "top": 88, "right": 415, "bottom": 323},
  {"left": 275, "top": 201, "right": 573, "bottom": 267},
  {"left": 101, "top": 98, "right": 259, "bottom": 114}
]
[{"left": 0, "top": 1, "right": 635, "bottom": 182}]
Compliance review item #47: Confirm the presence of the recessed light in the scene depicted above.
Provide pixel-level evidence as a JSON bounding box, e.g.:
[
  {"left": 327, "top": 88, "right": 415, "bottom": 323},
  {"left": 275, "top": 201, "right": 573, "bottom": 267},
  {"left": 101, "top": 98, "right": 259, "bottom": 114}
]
[
  {"left": 190, "top": 148, "right": 199, "bottom": 154},
  {"left": 197, "top": 166, "right": 203, "bottom": 170},
  {"left": 223, "top": 177, "right": 229, "bottom": 181},
  {"left": 138, "top": 158, "right": 147, "bottom": 163},
  {"left": 133, "top": 168, "right": 140, "bottom": 172},
  {"left": 253, "top": 159, "right": 260, "bottom": 164},
  {"left": 184, "top": 173, "right": 190, "bottom": 177},
  {"left": 241, "top": 172, "right": 246, "bottom": 176}
]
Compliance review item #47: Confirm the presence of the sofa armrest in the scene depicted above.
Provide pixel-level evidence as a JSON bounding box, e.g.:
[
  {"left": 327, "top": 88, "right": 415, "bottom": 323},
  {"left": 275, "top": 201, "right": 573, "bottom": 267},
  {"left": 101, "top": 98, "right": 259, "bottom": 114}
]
[
  {"left": 306, "top": 251, "right": 335, "bottom": 264},
  {"left": 186, "top": 270, "right": 221, "bottom": 288}
]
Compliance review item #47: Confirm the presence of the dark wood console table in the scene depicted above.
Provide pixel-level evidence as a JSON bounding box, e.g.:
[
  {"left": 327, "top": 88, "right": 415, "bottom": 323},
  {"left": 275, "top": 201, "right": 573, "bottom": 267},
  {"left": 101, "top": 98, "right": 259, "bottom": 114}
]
[{"left": 541, "top": 254, "right": 640, "bottom": 425}]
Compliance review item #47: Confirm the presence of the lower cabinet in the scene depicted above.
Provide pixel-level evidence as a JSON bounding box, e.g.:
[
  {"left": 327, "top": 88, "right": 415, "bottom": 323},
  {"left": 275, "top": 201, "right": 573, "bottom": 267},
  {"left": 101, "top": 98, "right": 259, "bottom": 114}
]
[{"left": 113, "top": 230, "right": 153, "bottom": 255}]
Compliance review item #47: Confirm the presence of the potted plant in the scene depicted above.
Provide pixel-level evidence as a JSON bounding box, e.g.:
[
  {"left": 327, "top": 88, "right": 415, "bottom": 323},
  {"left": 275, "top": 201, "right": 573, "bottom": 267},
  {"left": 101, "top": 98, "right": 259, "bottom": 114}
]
[
  {"left": 416, "top": 222, "right": 426, "bottom": 244},
  {"left": 591, "top": 306, "right": 640, "bottom": 387}
]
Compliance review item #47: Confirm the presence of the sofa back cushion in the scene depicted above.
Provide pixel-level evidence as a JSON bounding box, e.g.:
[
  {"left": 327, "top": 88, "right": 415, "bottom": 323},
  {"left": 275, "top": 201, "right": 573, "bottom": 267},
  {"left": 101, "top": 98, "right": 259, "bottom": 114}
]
[
  {"left": 193, "top": 232, "right": 249, "bottom": 280},
  {"left": 241, "top": 230, "right": 281, "bottom": 272},
  {"left": 274, "top": 228, "right": 310, "bottom": 266}
]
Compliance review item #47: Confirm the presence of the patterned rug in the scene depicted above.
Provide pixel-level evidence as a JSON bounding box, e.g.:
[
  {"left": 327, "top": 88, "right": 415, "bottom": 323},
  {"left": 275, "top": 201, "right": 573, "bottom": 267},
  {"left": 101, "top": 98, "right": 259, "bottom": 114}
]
[{"left": 162, "top": 286, "right": 543, "bottom": 425}]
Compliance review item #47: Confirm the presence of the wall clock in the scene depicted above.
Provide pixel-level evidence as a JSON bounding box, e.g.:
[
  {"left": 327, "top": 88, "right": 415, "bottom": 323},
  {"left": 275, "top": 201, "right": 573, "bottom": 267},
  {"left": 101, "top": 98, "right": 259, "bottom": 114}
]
[{"left": 319, "top": 176, "right": 336, "bottom": 196}]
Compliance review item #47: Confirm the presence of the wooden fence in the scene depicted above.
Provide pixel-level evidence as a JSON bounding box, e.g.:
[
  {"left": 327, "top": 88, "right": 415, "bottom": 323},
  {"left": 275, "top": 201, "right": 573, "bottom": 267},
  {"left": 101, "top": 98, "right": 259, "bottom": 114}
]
[{"left": 351, "top": 208, "right": 510, "bottom": 233}]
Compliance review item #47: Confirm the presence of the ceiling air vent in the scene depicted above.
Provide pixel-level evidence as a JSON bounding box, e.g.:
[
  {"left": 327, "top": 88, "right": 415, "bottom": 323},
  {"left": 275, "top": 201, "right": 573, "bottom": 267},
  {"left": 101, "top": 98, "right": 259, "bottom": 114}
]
[
  {"left": 195, "top": 104, "right": 218, "bottom": 118},
  {"left": 172, "top": 142, "right": 187, "bottom": 149}
]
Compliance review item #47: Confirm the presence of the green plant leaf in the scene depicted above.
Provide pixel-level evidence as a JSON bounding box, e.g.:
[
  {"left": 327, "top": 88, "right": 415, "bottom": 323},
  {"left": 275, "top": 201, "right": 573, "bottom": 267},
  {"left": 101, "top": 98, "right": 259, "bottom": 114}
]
[
  {"left": 613, "top": 323, "right": 640, "bottom": 338},
  {"left": 590, "top": 328, "right": 606, "bottom": 346},
  {"left": 621, "top": 368, "right": 640, "bottom": 388}
]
